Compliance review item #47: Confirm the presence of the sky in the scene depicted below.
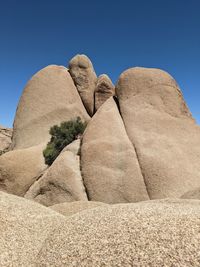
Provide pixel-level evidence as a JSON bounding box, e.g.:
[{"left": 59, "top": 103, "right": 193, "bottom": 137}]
[{"left": 0, "top": 0, "right": 200, "bottom": 127}]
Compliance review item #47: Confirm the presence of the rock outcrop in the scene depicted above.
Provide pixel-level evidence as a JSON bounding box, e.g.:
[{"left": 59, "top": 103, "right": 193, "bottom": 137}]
[
  {"left": 94, "top": 74, "right": 115, "bottom": 111},
  {"left": 36, "top": 199, "right": 200, "bottom": 266},
  {"left": 69, "top": 54, "right": 97, "bottom": 116},
  {"left": 116, "top": 67, "right": 200, "bottom": 199},
  {"left": 181, "top": 187, "right": 200, "bottom": 199},
  {"left": 81, "top": 97, "right": 149, "bottom": 203},
  {"left": 0, "top": 191, "right": 65, "bottom": 267},
  {"left": 25, "top": 140, "right": 88, "bottom": 206},
  {"left": 0, "top": 143, "right": 46, "bottom": 196},
  {"left": 0, "top": 125, "right": 12, "bottom": 153},
  {"left": 50, "top": 201, "right": 107, "bottom": 217},
  {"left": 12, "top": 65, "right": 89, "bottom": 150}
]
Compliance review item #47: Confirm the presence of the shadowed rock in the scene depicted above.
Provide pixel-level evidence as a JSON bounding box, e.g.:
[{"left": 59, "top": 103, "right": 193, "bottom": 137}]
[{"left": 95, "top": 74, "right": 115, "bottom": 111}]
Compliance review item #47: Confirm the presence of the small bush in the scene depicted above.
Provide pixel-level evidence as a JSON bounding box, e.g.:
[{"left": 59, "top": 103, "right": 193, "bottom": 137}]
[{"left": 43, "top": 117, "right": 87, "bottom": 166}]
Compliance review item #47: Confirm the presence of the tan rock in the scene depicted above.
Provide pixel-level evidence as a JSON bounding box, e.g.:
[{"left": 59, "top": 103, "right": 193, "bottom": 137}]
[
  {"left": 0, "top": 143, "right": 46, "bottom": 196},
  {"left": 25, "top": 140, "right": 88, "bottom": 206},
  {"left": 116, "top": 67, "right": 200, "bottom": 199},
  {"left": 95, "top": 74, "right": 115, "bottom": 111},
  {"left": 69, "top": 54, "right": 97, "bottom": 116},
  {"left": 181, "top": 187, "right": 200, "bottom": 199},
  {"left": 36, "top": 199, "right": 200, "bottom": 266},
  {"left": 81, "top": 97, "right": 149, "bottom": 203},
  {"left": 12, "top": 65, "right": 89, "bottom": 150},
  {"left": 0, "top": 125, "right": 12, "bottom": 153},
  {"left": 50, "top": 201, "right": 108, "bottom": 217},
  {"left": 0, "top": 191, "right": 65, "bottom": 267}
]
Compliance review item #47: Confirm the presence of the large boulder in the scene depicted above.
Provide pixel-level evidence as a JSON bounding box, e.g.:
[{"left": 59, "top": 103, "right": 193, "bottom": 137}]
[
  {"left": 36, "top": 199, "right": 200, "bottom": 266},
  {"left": 81, "top": 97, "right": 149, "bottom": 203},
  {"left": 25, "top": 140, "right": 88, "bottom": 206},
  {"left": 116, "top": 67, "right": 200, "bottom": 199},
  {"left": 69, "top": 54, "right": 97, "bottom": 116},
  {"left": 181, "top": 187, "right": 200, "bottom": 200},
  {"left": 50, "top": 201, "right": 108, "bottom": 217},
  {"left": 94, "top": 74, "right": 115, "bottom": 111},
  {"left": 0, "top": 143, "right": 46, "bottom": 196},
  {"left": 12, "top": 65, "right": 89, "bottom": 150},
  {"left": 0, "top": 125, "right": 12, "bottom": 153},
  {"left": 0, "top": 191, "right": 65, "bottom": 267}
]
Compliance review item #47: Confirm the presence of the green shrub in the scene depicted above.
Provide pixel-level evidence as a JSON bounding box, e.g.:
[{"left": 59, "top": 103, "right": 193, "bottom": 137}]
[{"left": 43, "top": 117, "right": 87, "bottom": 166}]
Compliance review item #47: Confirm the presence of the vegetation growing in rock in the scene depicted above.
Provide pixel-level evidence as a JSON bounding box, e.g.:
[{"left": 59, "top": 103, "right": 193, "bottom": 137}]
[{"left": 43, "top": 117, "right": 87, "bottom": 166}]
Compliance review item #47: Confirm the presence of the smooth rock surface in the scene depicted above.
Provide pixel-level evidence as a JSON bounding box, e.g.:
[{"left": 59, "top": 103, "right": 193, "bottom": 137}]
[
  {"left": 50, "top": 201, "right": 107, "bottom": 217},
  {"left": 0, "top": 143, "right": 46, "bottom": 196},
  {"left": 69, "top": 54, "right": 97, "bottom": 116},
  {"left": 12, "top": 65, "right": 89, "bottom": 149},
  {"left": 116, "top": 67, "right": 200, "bottom": 199},
  {"left": 25, "top": 140, "right": 88, "bottom": 206},
  {"left": 36, "top": 199, "right": 200, "bottom": 267},
  {"left": 181, "top": 187, "right": 200, "bottom": 200},
  {"left": 81, "top": 97, "right": 149, "bottom": 203},
  {"left": 95, "top": 74, "right": 115, "bottom": 111}
]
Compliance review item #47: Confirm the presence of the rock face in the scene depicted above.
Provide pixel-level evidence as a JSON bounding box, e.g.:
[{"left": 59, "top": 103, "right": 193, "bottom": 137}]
[
  {"left": 69, "top": 54, "right": 97, "bottom": 116},
  {"left": 181, "top": 187, "right": 200, "bottom": 199},
  {"left": 50, "top": 201, "right": 107, "bottom": 217},
  {"left": 12, "top": 65, "right": 89, "bottom": 150},
  {"left": 116, "top": 67, "right": 200, "bottom": 199},
  {"left": 25, "top": 140, "right": 88, "bottom": 206},
  {"left": 81, "top": 97, "right": 149, "bottom": 203},
  {"left": 0, "top": 143, "right": 46, "bottom": 196},
  {"left": 0, "top": 125, "right": 12, "bottom": 153},
  {"left": 36, "top": 199, "right": 200, "bottom": 266},
  {"left": 0, "top": 191, "right": 65, "bottom": 267},
  {"left": 94, "top": 74, "right": 115, "bottom": 111}
]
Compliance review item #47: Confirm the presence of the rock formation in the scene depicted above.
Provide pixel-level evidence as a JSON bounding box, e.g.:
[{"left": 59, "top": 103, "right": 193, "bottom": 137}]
[
  {"left": 81, "top": 97, "right": 149, "bottom": 203},
  {"left": 69, "top": 54, "right": 97, "bottom": 116},
  {"left": 116, "top": 67, "right": 200, "bottom": 199},
  {"left": 0, "top": 125, "right": 12, "bottom": 153},
  {"left": 0, "top": 143, "right": 46, "bottom": 196},
  {"left": 25, "top": 140, "right": 88, "bottom": 206},
  {"left": 94, "top": 74, "right": 115, "bottom": 111},
  {"left": 12, "top": 65, "right": 89, "bottom": 150},
  {"left": 37, "top": 198, "right": 200, "bottom": 266},
  {"left": 50, "top": 201, "right": 107, "bottom": 217}
]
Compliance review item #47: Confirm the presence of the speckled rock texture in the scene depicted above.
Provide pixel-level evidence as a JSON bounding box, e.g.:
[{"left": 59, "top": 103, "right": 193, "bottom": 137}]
[
  {"left": 0, "top": 191, "right": 65, "bottom": 267},
  {"left": 116, "top": 67, "right": 200, "bottom": 199},
  {"left": 0, "top": 143, "right": 46, "bottom": 196},
  {"left": 50, "top": 200, "right": 108, "bottom": 216},
  {"left": 95, "top": 74, "right": 115, "bottom": 111},
  {"left": 81, "top": 97, "right": 149, "bottom": 203},
  {"left": 36, "top": 199, "right": 200, "bottom": 267},
  {"left": 12, "top": 65, "right": 89, "bottom": 150},
  {"left": 25, "top": 140, "right": 88, "bottom": 206},
  {"left": 0, "top": 125, "right": 12, "bottom": 153},
  {"left": 69, "top": 54, "right": 97, "bottom": 116}
]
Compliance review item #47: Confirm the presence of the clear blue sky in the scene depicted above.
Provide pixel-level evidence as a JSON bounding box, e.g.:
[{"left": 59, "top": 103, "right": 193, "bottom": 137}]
[{"left": 0, "top": 0, "right": 200, "bottom": 127}]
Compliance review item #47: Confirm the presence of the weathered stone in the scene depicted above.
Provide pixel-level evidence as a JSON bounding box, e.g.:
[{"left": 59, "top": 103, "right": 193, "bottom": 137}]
[
  {"left": 50, "top": 201, "right": 108, "bottom": 217},
  {"left": 116, "top": 67, "right": 200, "bottom": 199},
  {"left": 25, "top": 140, "right": 88, "bottom": 206},
  {"left": 0, "top": 143, "right": 46, "bottom": 196},
  {"left": 36, "top": 199, "right": 200, "bottom": 266},
  {"left": 81, "top": 97, "right": 149, "bottom": 203},
  {"left": 0, "top": 125, "right": 12, "bottom": 153},
  {"left": 69, "top": 54, "right": 97, "bottom": 116},
  {"left": 12, "top": 65, "right": 89, "bottom": 150},
  {"left": 95, "top": 74, "right": 115, "bottom": 111}
]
